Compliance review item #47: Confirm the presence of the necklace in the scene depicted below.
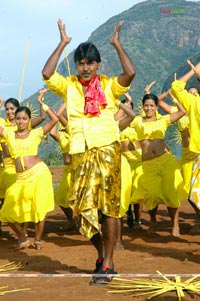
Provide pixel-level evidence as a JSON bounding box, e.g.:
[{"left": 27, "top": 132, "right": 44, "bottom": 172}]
[
  {"left": 16, "top": 130, "right": 29, "bottom": 136},
  {"left": 143, "top": 117, "right": 157, "bottom": 122}
]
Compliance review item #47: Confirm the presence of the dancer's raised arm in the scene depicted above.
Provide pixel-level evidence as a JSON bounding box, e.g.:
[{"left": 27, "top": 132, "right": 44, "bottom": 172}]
[{"left": 42, "top": 19, "right": 72, "bottom": 80}]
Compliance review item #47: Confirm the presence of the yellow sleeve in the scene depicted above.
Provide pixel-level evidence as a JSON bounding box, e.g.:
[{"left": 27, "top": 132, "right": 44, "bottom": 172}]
[
  {"left": 58, "top": 131, "right": 70, "bottom": 153},
  {"left": 111, "top": 77, "right": 130, "bottom": 99},
  {"left": 43, "top": 72, "right": 68, "bottom": 101},
  {"left": 171, "top": 80, "right": 193, "bottom": 111},
  {"left": 36, "top": 127, "right": 44, "bottom": 139},
  {"left": 100, "top": 75, "right": 130, "bottom": 107},
  {"left": 163, "top": 114, "right": 171, "bottom": 127}
]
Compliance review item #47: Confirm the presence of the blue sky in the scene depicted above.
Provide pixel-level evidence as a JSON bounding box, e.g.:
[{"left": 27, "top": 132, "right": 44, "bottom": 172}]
[
  {"left": 0, "top": 0, "right": 199, "bottom": 101},
  {"left": 0, "top": 0, "right": 144, "bottom": 100}
]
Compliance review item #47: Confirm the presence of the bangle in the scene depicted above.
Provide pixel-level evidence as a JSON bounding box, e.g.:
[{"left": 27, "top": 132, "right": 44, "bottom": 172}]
[
  {"left": 42, "top": 104, "right": 49, "bottom": 112},
  {"left": 171, "top": 98, "right": 178, "bottom": 104},
  {"left": 145, "top": 91, "right": 150, "bottom": 94}
]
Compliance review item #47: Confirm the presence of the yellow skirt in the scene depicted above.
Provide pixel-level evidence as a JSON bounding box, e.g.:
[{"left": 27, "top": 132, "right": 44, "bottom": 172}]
[
  {"left": 0, "top": 166, "right": 5, "bottom": 199},
  {"left": 133, "top": 152, "right": 187, "bottom": 210},
  {"left": 0, "top": 162, "right": 54, "bottom": 223},
  {"left": 119, "top": 154, "right": 132, "bottom": 217},
  {"left": 122, "top": 149, "right": 143, "bottom": 205},
  {"left": 55, "top": 164, "right": 71, "bottom": 208},
  {"left": 0, "top": 158, "right": 16, "bottom": 198},
  {"left": 181, "top": 147, "right": 197, "bottom": 195},
  {"left": 69, "top": 141, "right": 121, "bottom": 239},
  {"left": 190, "top": 155, "right": 200, "bottom": 209}
]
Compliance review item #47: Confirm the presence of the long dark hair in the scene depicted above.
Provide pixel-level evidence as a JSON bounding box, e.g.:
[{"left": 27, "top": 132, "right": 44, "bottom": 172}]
[{"left": 4, "top": 98, "right": 20, "bottom": 108}]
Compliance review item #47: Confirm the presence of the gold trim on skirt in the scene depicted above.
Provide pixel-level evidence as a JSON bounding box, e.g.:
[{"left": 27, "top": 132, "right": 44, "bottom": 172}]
[
  {"left": 69, "top": 141, "right": 121, "bottom": 239},
  {"left": 3, "top": 157, "right": 15, "bottom": 168}
]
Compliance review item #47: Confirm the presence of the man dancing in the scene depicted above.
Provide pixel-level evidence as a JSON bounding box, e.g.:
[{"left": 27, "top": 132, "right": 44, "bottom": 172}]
[{"left": 42, "top": 19, "right": 135, "bottom": 285}]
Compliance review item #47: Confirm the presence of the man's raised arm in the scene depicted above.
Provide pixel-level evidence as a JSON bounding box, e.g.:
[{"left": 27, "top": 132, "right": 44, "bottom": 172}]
[
  {"left": 42, "top": 19, "right": 72, "bottom": 80},
  {"left": 110, "top": 20, "right": 136, "bottom": 87}
]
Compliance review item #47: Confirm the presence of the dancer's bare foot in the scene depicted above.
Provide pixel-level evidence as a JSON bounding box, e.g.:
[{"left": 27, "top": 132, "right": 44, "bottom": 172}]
[
  {"left": 147, "top": 221, "right": 157, "bottom": 234},
  {"left": 114, "top": 241, "right": 124, "bottom": 251},
  {"left": 33, "top": 239, "right": 42, "bottom": 250},
  {"left": 172, "top": 226, "right": 180, "bottom": 237},
  {"left": 15, "top": 239, "right": 30, "bottom": 251}
]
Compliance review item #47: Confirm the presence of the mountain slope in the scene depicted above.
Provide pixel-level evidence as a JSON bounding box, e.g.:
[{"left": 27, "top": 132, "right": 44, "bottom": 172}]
[{"left": 9, "top": 0, "right": 200, "bottom": 161}]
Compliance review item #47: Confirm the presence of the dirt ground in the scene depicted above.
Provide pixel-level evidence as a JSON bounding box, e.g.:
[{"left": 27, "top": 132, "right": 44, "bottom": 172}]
[{"left": 1, "top": 167, "right": 200, "bottom": 301}]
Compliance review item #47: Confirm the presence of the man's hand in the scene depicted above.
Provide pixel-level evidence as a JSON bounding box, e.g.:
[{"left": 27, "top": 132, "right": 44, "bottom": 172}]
[
  {"left": 187, "top": 60, "right": 200, "bottom": 80},
  {"left": 110, "top": 20, "right": 124, "bottom": 46},
  {"left": 57, "top": 19, "right": 72, "bottom": 46}
]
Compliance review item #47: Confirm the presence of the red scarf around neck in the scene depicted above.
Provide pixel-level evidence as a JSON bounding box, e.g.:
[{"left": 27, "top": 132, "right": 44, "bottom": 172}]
[{"left": 79, "top": 75, "right": 107, "bottom": 116}]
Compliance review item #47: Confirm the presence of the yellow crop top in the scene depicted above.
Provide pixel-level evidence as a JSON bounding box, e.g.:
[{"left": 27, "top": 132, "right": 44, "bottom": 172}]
[
  {"left": 58, "top": 130, "right": 70, "bottom": 154},
  {"left": 131, "top": 115, "right": 171, "bottom": 141},
  {"left": 3, "top": 127, "right": 44, "bottom": 161}
]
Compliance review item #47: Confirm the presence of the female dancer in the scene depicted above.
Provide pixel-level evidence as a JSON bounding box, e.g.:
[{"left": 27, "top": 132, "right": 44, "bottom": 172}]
[
  {"left": 114, "top": 93, "right": 142, "bottom": 249},
  {"left": 0, "top": 95, "right": 46, "bottom": 236},
  {"left": 171, "top": 60, "right": 200, "bottom": 233},
  {"left": 146, "top": 80, "right": 200, "bottom": 232},
  {"left": 132, "top": 92, "right": 187, "bottom": 237},
  {"left": 0, "top": 89, "right": 58, "bottom": 250},
  {"left": 49, "top": 103, "right": 76, "bottom": 230}
]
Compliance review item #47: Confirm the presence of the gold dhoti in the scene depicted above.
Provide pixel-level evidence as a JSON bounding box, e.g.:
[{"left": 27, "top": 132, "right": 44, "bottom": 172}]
[{"left": 69, "top": 142, "right": 121, "bottom": 239}]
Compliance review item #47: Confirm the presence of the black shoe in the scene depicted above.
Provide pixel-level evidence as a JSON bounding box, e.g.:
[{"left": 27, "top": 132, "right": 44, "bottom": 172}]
[
  {"left": 90, "top": 266, "right": 117, "bottom": 286},
  {"left": 127, "top": 214, "right": 134, "bottom": 228},
  {"left": 93, "top": 258, "right": 103, "bottom": 273}
]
